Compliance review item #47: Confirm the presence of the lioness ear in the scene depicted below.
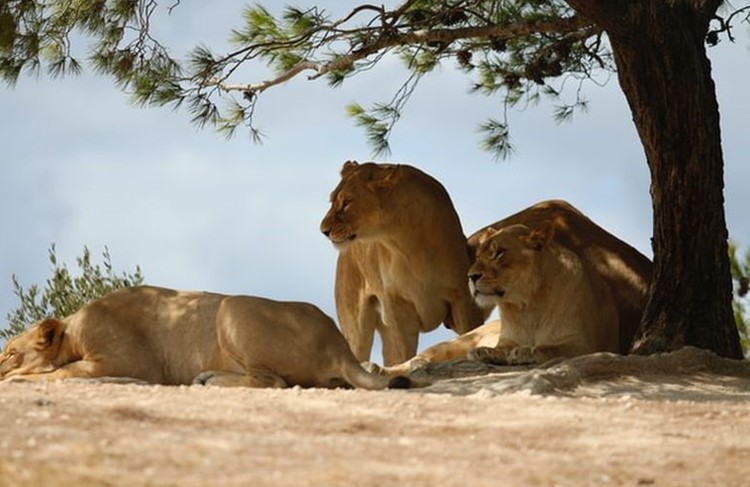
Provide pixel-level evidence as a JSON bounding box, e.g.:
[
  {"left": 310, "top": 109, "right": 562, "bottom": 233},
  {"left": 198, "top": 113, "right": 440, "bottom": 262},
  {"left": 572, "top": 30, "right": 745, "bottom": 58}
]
[
  {"left": 340, "top": 160, "right": 359, "bottom": 176},
  {"left": 527, "top": 224, "right": 554, "bottom": 251},
  {"left": 475, "top": 227, "right": 497, "bottom": 246},
  {"left": 35, "top": 319, "right": 63, "bottom": 351},
  {"left": 368, "top": 165, "right": 402, "bottom": 193}
]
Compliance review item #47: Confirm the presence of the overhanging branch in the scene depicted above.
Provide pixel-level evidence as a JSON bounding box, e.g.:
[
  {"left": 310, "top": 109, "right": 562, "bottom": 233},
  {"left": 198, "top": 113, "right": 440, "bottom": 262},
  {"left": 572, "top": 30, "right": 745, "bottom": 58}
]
[{"left": 213, "top": 15, "right": 595, "bottom": 96}]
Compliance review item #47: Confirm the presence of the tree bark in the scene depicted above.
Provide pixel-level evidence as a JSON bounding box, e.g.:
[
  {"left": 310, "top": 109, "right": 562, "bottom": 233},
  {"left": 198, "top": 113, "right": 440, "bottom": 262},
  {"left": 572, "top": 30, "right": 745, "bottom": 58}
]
[{"left": 567, "top": 0, "right": 742, "bottom": 358}]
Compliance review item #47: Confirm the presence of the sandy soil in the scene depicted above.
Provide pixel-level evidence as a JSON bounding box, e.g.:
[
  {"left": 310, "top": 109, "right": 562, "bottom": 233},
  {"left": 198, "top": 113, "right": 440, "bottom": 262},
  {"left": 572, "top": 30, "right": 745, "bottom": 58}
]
[{"left": 1, "top": 347, "right": 749, "bottom": 487}]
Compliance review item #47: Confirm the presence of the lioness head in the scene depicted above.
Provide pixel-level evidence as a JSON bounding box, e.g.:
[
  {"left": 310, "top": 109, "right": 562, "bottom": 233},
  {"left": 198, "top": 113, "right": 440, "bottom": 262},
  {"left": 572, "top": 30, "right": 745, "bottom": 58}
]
[
  {"left": 468, "top": 224, "right": 554, "bottom": 308},
  {"left": 320, "top": 160, "right": 403, "bottom": 247},
  {"left": 0, "top": 319, "right": 64, "bottom": 379}
]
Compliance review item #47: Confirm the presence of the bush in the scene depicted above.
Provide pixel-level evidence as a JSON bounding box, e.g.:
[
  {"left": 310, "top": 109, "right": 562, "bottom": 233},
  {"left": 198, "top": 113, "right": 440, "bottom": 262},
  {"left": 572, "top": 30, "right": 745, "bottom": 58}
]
[
  {"left": 2, "top": 245, "right": 144, "bottom": 341},
  {"left": 729, "top": 241, "right": 750, "bottom": 357}
]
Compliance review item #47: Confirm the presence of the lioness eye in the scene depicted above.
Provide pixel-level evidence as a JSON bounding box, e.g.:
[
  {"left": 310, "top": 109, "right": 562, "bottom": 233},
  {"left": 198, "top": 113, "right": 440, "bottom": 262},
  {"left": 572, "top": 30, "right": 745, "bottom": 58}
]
[{"left": 493, "top": 248, "right": 506, "bottom": 260}]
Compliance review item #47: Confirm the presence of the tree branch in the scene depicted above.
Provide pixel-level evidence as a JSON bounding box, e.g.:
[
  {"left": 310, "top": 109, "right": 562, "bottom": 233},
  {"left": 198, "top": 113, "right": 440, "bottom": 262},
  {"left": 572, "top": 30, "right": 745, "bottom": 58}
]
[
  {"left": 213, "top": 15, "right": 594, "bottom": 96},
  {"left": 214, "top": 61, "right": 318, "bottom": 95}
]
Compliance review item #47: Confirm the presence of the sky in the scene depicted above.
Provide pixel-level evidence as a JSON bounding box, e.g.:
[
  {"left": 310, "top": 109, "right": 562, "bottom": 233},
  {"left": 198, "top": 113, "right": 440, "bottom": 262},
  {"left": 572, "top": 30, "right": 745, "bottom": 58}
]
[{"left": 1, "top": 3, "right": 749, "bottom": 360}]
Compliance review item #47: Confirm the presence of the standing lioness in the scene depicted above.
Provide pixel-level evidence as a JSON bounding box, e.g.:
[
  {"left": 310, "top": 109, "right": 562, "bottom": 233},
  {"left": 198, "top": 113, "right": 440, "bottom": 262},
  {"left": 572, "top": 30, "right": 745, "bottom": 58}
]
[
  {"left": 0, "top": 286, "right": 409, "bottom": 390},
  {"left": 320, "top": 160, "right": 485, "bottom": 365}
]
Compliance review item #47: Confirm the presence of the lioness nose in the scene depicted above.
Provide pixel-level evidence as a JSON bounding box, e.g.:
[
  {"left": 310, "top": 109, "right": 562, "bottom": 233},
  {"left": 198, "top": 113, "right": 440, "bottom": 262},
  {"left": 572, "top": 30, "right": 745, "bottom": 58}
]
[
  {"left": 468, "top": 272, "right": 482, "bottom": 283},
  {"left": 322, "top": 228, "right": 331, "bottom": 237}
]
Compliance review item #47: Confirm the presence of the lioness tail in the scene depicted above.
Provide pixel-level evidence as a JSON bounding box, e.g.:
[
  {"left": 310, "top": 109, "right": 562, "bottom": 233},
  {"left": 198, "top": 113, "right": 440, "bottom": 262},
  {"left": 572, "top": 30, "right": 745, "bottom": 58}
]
[{"left": 343, "top": 363, "right": 412, "bottom": 390}]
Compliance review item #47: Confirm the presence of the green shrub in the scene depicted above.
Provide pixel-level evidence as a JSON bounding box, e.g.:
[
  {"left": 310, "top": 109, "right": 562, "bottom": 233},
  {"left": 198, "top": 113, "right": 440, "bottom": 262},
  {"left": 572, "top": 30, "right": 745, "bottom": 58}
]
[
  {"left": 729, "top": 241, "right": 750, "bottom": 357},
  {"left": 2, "top": 245, "right": 143, "bottom": 341}
]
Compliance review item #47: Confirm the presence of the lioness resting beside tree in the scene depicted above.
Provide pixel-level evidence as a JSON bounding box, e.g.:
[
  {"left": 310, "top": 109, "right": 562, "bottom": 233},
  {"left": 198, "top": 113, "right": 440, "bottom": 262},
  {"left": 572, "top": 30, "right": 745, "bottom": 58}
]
[
  {"left": 320, "top": 160, "right": 485, "bottom": 366},
  {"left": 468, "top": 224, "right": 620, "bottom": 364},
  {"left": 468, "top": 199, "right": 652, "bottom": 354},
  {"left": 381, "top": 223, "right": 622, "bottom": 373},
  {"left": 380, "top": 201, "right": 652, "bottom": 374},
  {"left": 0, "top": 285, "right": 410, "bottom": 389}
]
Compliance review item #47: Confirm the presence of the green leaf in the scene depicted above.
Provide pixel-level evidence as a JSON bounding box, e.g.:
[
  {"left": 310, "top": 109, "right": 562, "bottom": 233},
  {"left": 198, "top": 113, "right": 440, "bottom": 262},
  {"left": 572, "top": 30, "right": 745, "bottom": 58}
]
[
  {"left": 2, "top": 245, "right": 144, "bottom": 341},
  {"left": 347, "top": 102, "right": 392, "bottom": 157},
  {"left": 283, "top": 6, "right": 322, "bottom": 36},
  {"left": 478, "top": 118, "right": 514, "bottom": 161},
  {"left": 345, "top": 103, "right": 365, "bottom": 117}
]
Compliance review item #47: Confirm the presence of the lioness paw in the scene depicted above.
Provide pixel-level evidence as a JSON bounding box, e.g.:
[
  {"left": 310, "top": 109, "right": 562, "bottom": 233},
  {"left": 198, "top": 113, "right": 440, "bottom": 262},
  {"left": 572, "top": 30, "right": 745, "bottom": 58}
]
[
  {"left": 0, "top": 375, "right": 31, "bottom": 384},
  {"left": 361, "top": 361, "right": 383, "bottom": 374},
  {"left": 469, "top": 346, "right": 509, "bottom": 365},
  {"left": 192, "top": 371, "right": 216, "bottom": 386},
  {"left": 407, "top": 356, "right": 432, "bottom": 373},
  {"left": 507, "top": 346, "right": 537, "bottom": 365},
  {"left": 193, "top": 370, "right": 288, "bottom": 388}
]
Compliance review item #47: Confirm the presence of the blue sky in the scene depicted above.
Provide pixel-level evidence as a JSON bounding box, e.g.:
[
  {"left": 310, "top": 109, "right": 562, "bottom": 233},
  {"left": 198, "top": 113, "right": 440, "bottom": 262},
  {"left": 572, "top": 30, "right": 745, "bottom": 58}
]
[{"left": 1, "top": 3, "right": 748, "bottom": 359}]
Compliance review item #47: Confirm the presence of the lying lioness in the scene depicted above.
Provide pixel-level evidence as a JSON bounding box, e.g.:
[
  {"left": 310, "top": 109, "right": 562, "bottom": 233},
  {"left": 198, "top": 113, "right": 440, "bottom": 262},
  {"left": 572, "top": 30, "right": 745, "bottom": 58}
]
[
  {"left": 380, "top": 202, "right": 648, "bottom": 374},
  {"left": 381, "top": 224, "right": 622, "bottom": 374},
  {"left": 468, "top": 199, "right": 652, "bottom": 353},
  {"left": 0, "top": 286, "right": 410, "bottom": 390},
  {"left": 468, "top": 224, "right": 620, "bottom": 364}
]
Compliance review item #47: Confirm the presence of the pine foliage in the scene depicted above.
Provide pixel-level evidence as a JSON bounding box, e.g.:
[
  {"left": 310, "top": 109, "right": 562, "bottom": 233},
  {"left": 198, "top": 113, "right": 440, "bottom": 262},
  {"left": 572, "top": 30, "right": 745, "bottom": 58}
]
[
  {"left": 0, "top": 1, "right": 612, "bottom": 158},
  {"left": 2, "top": 2, "right": 747, "bottom": 156}
]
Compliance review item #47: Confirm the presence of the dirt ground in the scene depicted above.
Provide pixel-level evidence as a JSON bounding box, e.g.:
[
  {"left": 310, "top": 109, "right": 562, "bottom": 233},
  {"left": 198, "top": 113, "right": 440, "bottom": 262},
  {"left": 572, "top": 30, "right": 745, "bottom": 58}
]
[{"left": 1, "top": 347, "right": 749, "bottom": 487}]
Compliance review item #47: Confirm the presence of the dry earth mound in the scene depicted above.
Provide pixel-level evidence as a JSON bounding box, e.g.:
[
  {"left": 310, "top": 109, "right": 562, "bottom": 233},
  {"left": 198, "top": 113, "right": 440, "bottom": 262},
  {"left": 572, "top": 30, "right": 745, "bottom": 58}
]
[{"left": 1, "top": 347, "right": 749, "bottom": 486}]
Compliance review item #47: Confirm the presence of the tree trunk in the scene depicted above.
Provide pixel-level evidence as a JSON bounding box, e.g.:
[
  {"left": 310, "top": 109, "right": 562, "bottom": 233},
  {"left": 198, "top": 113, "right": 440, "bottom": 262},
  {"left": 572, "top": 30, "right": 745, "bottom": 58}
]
[{"left": 568, "top": 0, "right": 742, "bottom": 358}]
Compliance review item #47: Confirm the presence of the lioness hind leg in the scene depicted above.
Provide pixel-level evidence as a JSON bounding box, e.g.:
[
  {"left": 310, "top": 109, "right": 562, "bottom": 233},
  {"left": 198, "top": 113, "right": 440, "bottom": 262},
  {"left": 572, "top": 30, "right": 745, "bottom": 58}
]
[
  {"left": 379, "top": 320, "right": 504, "bottom": 375},
  {"left": 377, "top": 356, "right": 425, "bottom": 376},
  {"left": 193, "top": 370, "right": 288, "bottom": 388}
]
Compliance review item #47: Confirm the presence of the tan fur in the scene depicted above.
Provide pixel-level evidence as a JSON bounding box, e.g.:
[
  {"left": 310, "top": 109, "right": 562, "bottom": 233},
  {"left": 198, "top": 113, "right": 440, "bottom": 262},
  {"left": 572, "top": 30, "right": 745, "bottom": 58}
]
[
  {"left": 380, "top": 320, "right": 502, "bottom": 376},
  {"left": 468, "top": 224, "right": 620, "bottom": 365},
  {"left": 0, "top": 286, "right": 409, "bottom": 390},
  {"left": 468, "top": 200, "right": 652, "bottom": 353},
  {"left": 320, "top": 160, "right": 485, "bottom": 365}
]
